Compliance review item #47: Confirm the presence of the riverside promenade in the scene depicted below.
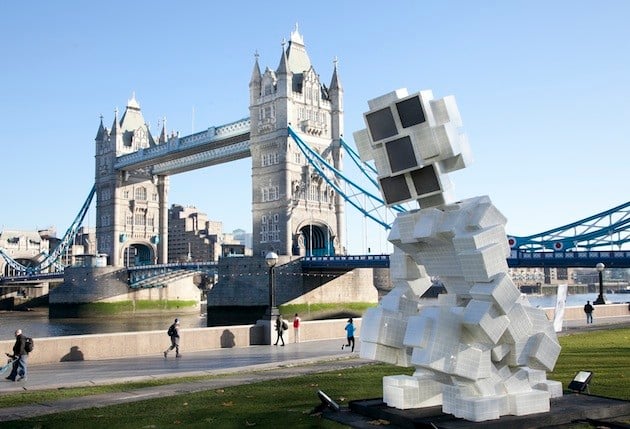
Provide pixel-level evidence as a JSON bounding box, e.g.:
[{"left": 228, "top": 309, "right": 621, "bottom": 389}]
[{"left": 0, "top": 315, "right": 629, "bottom": 423}]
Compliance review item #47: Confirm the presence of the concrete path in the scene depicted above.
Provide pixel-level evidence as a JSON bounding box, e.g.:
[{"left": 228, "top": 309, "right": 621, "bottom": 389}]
[
  {"left": 0, "top": 316, "right": 628, "bottom": 423},
  {"left": 0, "top": 338, "right": 357, "bottom": 393}
]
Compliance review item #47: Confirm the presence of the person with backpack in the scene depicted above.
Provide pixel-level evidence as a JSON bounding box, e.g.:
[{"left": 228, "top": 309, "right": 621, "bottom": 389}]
[
  {"left": 5, "top": 329, "right": 29, "bottom": 382},
  {"left": 163, "top": 318, "right": 181, "bottom": 358},
  {"left": 274, "top": 314, "right": 287, "bottom": 346}
]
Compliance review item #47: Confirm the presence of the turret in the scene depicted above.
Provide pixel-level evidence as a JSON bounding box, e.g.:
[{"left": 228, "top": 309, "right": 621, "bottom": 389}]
[
  {"left": 95, "top": 115, "right": 107, "bottom": 142},
  {"left": 276, "top": 40, "right": 291, "bottom": 100},
  {"left": 329, "top": 58, "right": 344, "bottom": 139},
  {"left": 110, "top": 107, "right": 123, "bottom": 153},
  {"left": 158, "top": 117, "right": 168, "bottom": 144},
  {"left": 249, "top": 52, "right": 262, "bottom": 105}
]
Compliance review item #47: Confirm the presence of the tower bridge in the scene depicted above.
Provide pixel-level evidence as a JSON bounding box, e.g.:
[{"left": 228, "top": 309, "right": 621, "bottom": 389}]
[{"left": 92, "top": 26, "right": 345, "bottom": 269}]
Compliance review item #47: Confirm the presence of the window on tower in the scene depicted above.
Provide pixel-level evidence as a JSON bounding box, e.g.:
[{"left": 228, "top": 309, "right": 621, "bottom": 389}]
[
  {"left": 308, "top": 183, "right": 319, "bottom": 201},
  {"left": 135, "top": 212, "right": 146, "bottom": 226},
  {"left": 135, "top": 187, "right": 147, "bottom": 201}
]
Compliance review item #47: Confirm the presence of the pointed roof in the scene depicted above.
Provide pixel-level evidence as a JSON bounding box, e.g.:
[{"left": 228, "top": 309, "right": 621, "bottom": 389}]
[
  {"left": 119, "top": 93, "right": 147, "bottom": 131},
  {"left": 330, "top": 57, "right": 342, "bottom": 90},
  {"left": 127, "top": 92, "right": 140, "bottom": 110},
  {"left": 95, "top": 115, "right": 107, "bottom": 140},
  {"left": 159, "top": 117, "right": 168, "bottom": 144},
  {"left": 277, "top": 40, "right": 289, "bottom": 75},
  {"left": 284, "top": 24, "right": 311, "bottom": 73},
  {"left": 111, "top": 107, "right": 120, "bottom": 135},
  {"left": 250, "top": 51, "right": 262, "bottom": 84}
]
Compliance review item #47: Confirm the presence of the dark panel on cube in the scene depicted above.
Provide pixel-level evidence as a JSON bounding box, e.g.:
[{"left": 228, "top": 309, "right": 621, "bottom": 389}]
[
  {"left": 411, "top": 165, "right": 441, "bottom": 195},
  {"left": 396, "top": 96, "right": 426, "bottom": 128},
  {"left": 385, "top": 136, "right": 417, "bottom": 173},
  {"left": 379, "top": 175, "right": 411, "bottom": 204},
  {"left": 366, "top": 107, "right": 398, "bottom": 142}
]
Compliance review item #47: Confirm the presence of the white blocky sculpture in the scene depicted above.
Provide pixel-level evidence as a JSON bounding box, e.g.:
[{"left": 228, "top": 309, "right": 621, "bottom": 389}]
[{"left": 354, "top": 88, "right": 562, "bottom": 422}]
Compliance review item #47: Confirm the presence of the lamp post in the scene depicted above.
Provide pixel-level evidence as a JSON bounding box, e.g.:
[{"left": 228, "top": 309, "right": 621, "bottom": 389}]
[
  {"left": 265, "top": 252, "right": 279, "bottom": 316},
  {"left": 594, "top": 262, "right": 606, "bottom": 305}
]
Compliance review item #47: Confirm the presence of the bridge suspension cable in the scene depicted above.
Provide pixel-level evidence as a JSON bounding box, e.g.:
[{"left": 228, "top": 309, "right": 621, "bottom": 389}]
[
  {"left": 288, "top": 127, "right": 409, "bottom": 230},
  {"left": 0, "top": 185, "right": 96, "bottom": 274},
  {"left": 508, "top": 200, "right": 630, "bottom": 251},
  {"left": 294, "top": 127, "right": 630, "bottom": 253}
]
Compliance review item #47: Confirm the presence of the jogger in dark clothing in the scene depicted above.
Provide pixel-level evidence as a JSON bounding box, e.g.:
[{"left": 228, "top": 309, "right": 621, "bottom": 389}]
[{"left": 164, "top": 319, "right": 181, "bottom": 358}]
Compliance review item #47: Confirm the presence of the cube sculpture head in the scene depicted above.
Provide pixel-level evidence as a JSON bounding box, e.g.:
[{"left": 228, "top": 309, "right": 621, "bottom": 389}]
[{"left": 353, "top": 89, "right": 472, "bottom": 209}]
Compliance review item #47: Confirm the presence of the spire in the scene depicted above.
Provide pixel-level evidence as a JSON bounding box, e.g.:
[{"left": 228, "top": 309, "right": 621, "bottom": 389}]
[
  {"left": 111, "top": 107, "right": 120, "bottom": 135},
  {"left": 290, "top": 23, "right": 304, "bottom": 46},
  {"left": 277, "top": 39, "right": 289, "bottom": 74},
  {"left": 330, "top": 57, "right": 342, "bottom": 90},
  {"left": 159, "top": 117, "right": 168, "bottom": 144},
  {"left": 95, "top": 114, "right": 107, "bottom": 141},
  {"left": 250, "top": 50, "right": 262, "bottom": 85},
  {"left": 127, "top": 92, "right": 140, "bottom": 110}
]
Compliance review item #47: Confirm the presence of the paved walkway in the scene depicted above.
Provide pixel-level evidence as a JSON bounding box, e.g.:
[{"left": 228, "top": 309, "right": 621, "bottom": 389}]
[{"left": 0, "top": 316, "right": 629, "bottom": 422}]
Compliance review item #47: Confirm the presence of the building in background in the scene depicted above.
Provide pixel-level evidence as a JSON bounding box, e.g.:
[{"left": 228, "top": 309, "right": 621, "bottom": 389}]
[
  {"left": 167, "top": 204, "right": 249, "bottom": 262},
  {"left": 0, "top": 229, "right": 51, "bottom": 275}
]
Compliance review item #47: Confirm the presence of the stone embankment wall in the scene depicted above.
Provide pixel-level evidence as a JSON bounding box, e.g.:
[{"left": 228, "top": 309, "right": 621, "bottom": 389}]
[
  {"left": 209, "top": 256, "right": 379, "bottom": 306},
  {"left": 0, "top": 318, "right": 362, "bottom": 365},
  {"left": 48, "top": 266, "right": 201, "bottom": 317},
  {"left": 3, "top": 304, "right": 627, "bottom": 366},
  {"left": 543, "top": 302, "right": 629, "bottom": 321}
]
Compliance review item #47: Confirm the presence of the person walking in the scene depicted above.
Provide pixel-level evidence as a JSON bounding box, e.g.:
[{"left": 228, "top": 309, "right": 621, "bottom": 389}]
[
  {"left": 5, "top": 329, "right": 28, "bottom": 382},
  {"left": 342, "top": 318, "right": 355, "bottom": 352},
  {"left": 164, "top": 318, "right": 181, "bottom": 358},
  {"left": 274, "top": 314, "right": 286, "bottom": 346},
  {"left": 292, "top": 313, "right": 301, "bottom": 343},
  {"left": 584, "top": 301, "right": 594, "bottom": 324}
]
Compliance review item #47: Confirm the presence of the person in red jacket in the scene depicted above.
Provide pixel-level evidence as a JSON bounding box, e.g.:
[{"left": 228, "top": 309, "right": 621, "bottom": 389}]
[{"left": 293, "top": 313, "right": 301, "bottom": 343}]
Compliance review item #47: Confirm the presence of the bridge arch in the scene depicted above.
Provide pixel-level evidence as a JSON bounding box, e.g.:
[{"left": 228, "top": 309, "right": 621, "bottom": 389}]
[
  {"left": 121, "top": 242, "right": 155, "bottom": 267},
  {"left": 2, "top": 257, "right": 40, "bottom": 276},
  {"left": 295, "top": 221, "right": 335, "bottom": 257}
]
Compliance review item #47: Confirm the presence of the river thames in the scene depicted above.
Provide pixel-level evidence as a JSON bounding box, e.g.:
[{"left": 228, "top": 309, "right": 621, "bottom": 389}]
[
  {"left": 1, "top": 293, "right": 628, "bottom": 341},
  {"left": 0, "top": 307, "right": 207, "bottom": 341}
]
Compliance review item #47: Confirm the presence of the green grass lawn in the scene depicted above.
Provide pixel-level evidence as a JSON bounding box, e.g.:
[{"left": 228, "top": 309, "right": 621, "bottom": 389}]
[
  {"left": 1, "top": 328, "right": 628, "bottom": 428},
  {"left": 549, "top": 327, "right": 630, "bottom": 400}
]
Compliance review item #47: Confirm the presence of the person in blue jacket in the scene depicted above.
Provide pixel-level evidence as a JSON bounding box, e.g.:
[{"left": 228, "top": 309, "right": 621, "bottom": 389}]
[{"left": 342, "top": 318, "right": 355, "bottom": 352}]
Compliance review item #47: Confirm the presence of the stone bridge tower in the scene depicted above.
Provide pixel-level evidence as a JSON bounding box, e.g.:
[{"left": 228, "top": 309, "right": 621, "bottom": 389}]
[
  {"left": 249, "top": 26, "right": 345, "bottom": 257},
  {"left": 94, "top": 96, "right": 169, "bottom": 267}
]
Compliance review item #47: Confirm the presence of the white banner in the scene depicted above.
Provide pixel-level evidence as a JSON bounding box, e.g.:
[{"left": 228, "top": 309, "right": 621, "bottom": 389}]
[{"left": 553, "top": 284, "right": 568, "bottom": 332}]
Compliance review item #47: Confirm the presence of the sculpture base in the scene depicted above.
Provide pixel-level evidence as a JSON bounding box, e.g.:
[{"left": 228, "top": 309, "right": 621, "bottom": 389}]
[{"left": 322, "top": 393, "right": 630, "bottom": 428}]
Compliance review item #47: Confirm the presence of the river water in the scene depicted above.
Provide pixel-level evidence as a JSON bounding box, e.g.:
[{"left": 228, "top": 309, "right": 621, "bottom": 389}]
[
  {"left": 1, "top": 293, "right": 628, "bottom": 341},
  {"left": 0, "top": 308, "right": 207, "bottom": 341}
]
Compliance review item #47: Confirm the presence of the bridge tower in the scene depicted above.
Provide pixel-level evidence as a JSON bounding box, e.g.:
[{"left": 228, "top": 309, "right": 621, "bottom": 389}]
[
  {"left": 94, "top": 96, "right": 169, "bottom": 267},
  {"left": 249, "top": 26, "right": 345, "bottom": 257}
]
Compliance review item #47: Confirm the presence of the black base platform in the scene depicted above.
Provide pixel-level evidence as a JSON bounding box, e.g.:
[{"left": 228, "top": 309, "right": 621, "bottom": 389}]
[{"left": 323, "top": 393, "right": 630, "bottom": 428}]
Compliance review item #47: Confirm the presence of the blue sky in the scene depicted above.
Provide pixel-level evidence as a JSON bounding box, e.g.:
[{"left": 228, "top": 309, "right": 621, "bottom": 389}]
[{"left": 1, "top": 1, "right": 628, "bottom": 255}]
